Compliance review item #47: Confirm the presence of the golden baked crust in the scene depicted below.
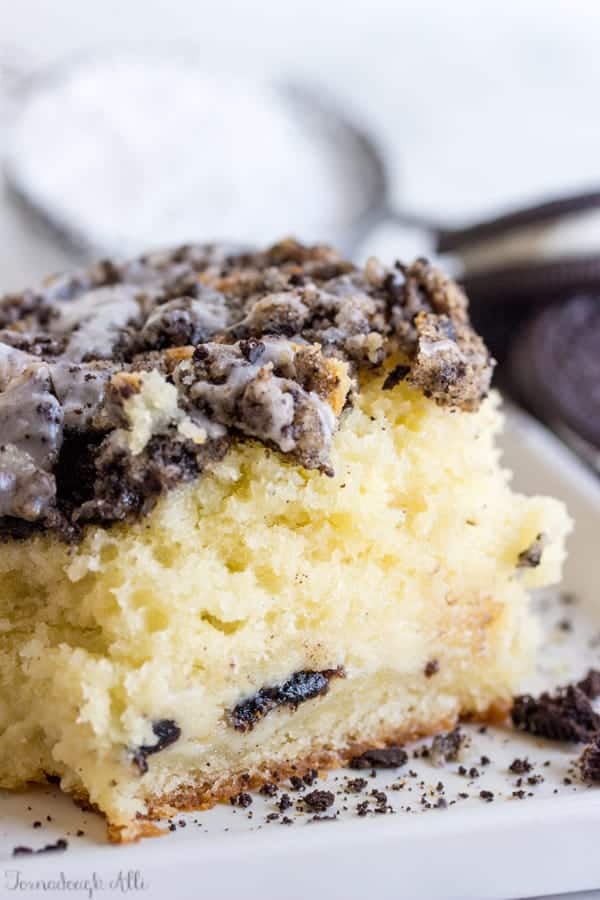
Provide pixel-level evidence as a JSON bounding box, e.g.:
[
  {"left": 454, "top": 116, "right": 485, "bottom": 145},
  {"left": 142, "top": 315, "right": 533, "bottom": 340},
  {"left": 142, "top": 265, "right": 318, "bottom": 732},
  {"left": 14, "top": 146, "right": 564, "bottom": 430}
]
[{"left": 102, "top": 704, "right": 510, "bottom": 842}]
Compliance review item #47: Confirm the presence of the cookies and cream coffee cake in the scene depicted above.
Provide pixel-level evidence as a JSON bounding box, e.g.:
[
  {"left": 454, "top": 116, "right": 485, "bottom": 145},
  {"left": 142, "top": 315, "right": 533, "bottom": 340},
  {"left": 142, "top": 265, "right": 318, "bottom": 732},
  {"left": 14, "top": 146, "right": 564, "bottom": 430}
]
[{"left": 0, "top": 239, "right": 570, "bottom": 840}]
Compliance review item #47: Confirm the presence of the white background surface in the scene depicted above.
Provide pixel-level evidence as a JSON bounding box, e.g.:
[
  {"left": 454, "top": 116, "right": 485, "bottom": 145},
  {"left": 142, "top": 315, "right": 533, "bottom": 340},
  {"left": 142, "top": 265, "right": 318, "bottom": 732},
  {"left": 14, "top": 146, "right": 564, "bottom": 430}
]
[
  {"left": 2, "top": 0, "right": 600, "bottom": 289},
  {"left": 1, "top": 2, "right": 600, "bottom": 898}
]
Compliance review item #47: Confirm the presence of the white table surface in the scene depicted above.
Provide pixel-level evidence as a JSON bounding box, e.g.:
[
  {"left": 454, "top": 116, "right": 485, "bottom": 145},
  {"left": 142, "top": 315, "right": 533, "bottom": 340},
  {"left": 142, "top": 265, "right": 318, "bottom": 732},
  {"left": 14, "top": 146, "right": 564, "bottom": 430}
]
[{"left": 0, "top": 2, "right": 599, "bottom": 898}]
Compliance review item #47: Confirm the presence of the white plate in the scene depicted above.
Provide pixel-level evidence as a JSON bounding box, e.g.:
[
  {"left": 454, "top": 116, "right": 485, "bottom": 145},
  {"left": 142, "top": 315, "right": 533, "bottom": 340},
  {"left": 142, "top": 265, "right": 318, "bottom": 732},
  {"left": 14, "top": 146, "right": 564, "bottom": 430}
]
[{"left": 1, "top": 409, "right": 600, "bottom": 900}]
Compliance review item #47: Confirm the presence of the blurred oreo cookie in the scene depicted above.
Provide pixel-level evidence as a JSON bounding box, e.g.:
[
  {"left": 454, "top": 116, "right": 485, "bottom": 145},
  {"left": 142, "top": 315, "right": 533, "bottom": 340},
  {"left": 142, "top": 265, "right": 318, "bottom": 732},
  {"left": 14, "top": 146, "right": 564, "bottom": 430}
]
[
  {"left": 509, "top": 295, "right": 600, "bottom": 455},
  {"left": 464, "top": 258, "right": 600, "bottom": 366},
  {"left": 440, "top": 191, "right": 600, "bottom": 458}
]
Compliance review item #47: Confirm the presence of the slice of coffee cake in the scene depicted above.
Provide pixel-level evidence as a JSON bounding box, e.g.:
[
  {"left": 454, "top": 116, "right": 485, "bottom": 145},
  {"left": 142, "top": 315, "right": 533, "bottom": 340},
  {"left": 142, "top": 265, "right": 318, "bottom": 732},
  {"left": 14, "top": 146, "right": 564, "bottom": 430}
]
[{"left": 0, "top": 241, "right": 570, "bottom": 840}]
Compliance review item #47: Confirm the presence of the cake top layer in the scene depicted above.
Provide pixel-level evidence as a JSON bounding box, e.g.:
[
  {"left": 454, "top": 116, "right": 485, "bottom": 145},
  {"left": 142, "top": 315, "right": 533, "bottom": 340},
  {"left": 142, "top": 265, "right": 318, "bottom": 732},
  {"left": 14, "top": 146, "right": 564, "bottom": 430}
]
[{"left": 0, "top": 239, "right": 493, "bottom": 539}]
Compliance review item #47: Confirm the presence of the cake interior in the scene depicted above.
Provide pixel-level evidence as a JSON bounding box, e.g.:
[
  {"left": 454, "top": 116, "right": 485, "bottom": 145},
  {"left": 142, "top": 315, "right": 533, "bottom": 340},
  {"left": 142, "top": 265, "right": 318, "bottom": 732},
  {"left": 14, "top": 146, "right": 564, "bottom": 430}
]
[{"left": 0, "top": 372, "right": 569, "bottom": 840}]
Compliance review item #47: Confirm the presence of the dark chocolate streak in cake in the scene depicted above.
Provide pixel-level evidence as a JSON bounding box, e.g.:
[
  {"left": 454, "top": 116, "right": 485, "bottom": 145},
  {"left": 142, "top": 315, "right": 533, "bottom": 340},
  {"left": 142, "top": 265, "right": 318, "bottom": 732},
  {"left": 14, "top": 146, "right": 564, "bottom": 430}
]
[
  {"left": 230, "top": 667, "right": 344, "bottom": 732},
  {"left": 131, "top": 719, "right": 182, "bottom": 774},
  {"left": 0, "top": 240, "right": 493, "bottom": 539}
]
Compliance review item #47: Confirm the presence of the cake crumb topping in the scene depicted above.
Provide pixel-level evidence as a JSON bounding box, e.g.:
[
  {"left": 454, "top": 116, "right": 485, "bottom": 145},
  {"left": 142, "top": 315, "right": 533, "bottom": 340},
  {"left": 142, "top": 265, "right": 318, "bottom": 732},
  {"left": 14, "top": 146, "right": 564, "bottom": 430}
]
[{"left": 0, "top": 240, "right": 493, "bottom": 538}]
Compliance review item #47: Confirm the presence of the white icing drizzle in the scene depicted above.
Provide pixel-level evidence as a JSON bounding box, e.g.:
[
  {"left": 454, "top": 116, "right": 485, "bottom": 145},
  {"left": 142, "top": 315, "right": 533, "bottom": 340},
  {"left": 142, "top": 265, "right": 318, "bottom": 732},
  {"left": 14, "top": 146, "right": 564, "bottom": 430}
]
[{"left": 49, "top": 285, "right": 142, "bottom": 361}]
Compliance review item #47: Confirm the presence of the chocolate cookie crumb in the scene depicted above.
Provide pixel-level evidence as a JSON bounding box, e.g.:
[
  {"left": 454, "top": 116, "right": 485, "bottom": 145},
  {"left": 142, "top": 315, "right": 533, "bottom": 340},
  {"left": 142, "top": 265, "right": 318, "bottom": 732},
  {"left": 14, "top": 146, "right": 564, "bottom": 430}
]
[
  {"left": 479, "top": 790, "right": 494, "bottom": 802},
  {"left": 382, "top": 364, "right": 410, "bottom": 391},
  {"left": 230, "top": 792, "right": 252, "bottom": 808},
  {"left": 527, "top": 775, "right": 543, "bottom": 786},
  {"left": 302, "top": 768, "right": 318, "bottom": 786},
  {"left": 132, "top": 718, "right": 181, "bottom": 774},
  {"left": 424, "top": 659, "right": 440, "bottom": 678},
  {"left": 517, "top": 533, "right": 545, "bottom": 568},
  {"left": 579, "top": 738, "right": 600, "bottom": 782},
  {"left": 577, "top": 669, "right": 600, "bottom": 700},
  {"left": 277, "top": 794, "right": 292, "bottom": 812},
  {"left": 346, "top": 777, "right": 368, "bottom": 793},
  {"left": 303, "top": 790, "right": 335, "bottom": 812},
  {"left": 512, "top": 685, "right": 600, "bottom": 742},
  {"left": 509, "top": 757, "right": 533, "bottom": 775},
  {"left": 429, "top": 727, "right": 465, "bottom": 766},
  {"left": 13, "top": 838, "right": 68, "bottom": 857},
  {"left": 289, "top": 775, "right": 305, "bottom": 792},
  {"left": 348, "top": 746, "right": 408, "bottom": 770},
  {"left": 259, "top": 782, "right": 278, "bottom": 797},
  {"left": 231, "top": 667, "right": 344, "bottom": 732},
  {"left": 370, "top": 788, "right": 392, "bottom": 814}
]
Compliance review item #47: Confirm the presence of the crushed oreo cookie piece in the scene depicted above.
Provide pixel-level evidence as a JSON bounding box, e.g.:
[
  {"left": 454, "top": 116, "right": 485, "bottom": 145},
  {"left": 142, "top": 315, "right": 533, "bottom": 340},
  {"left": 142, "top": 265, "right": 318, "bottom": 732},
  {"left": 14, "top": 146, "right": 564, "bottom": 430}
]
[
  {"left": 132, "top": 719, "right": 181, "bottom": 774},
  {"left": 517, "top": 533, "right": 546, "bottom": 568},
  {"left": 509, "top": 757, "right": 533, "bottom": 775},
  {"left": 429, "top": 727, "right": 465, "bottom": 766},
  {"left": 277, "top": 794, "right": 292, "bottom": 813},
  {"left": 348, "top": 746, "right": 408, "bottom": 770},
  {"left": 382, "top": 364, "right": 410, "bottom": 391},
  {"left": 230, "top": 667, "right": 343, "bottom": 732},
  {"left": 12, "top": 838, "right": 68, "bottom": 857},
  {"left": 577, "top": 669, "right": 600, "bottom": 700},
  {"left": 259, "top": 782, "right": 279, "bottom": 798},
  {"left": 345, "top": 777, "right": 368, "bottom": 793},
  {"left": 579, "top": 738, "right": 600, "bottom": 782},
  {"left": 512, "top": 685, "right": 600, "bottom": 743},
  {"left": 230, "top": 792, "right": 252, "bottom": 808},
  {"left": 302, "top": 790, "right": 335, "bottom": 812},
  {"left": 424, "top": 659, "right": 440, "bottom": 678},
  {"left": 527, "top": 774, "right": 544, "bottom": 786}
]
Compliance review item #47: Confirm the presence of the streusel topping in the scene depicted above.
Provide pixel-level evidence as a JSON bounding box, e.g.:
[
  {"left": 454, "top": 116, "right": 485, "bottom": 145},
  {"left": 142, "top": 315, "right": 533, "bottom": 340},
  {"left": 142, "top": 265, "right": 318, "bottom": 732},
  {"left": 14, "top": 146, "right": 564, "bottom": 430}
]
[{"left": 0, "top": 239, "right": 493, "bottom": 538}]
